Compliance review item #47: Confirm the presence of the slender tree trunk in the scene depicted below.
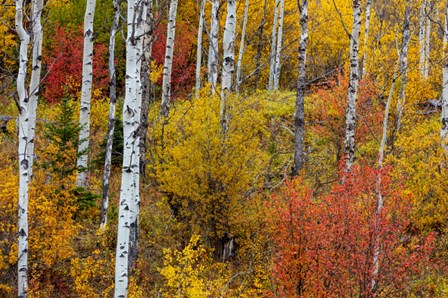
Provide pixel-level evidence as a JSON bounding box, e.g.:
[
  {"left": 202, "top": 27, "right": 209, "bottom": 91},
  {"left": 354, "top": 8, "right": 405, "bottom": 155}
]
[
  {"left": 100, "top": 0, "right": 121, "bottom": 231},
  {"left": 396, "top": 1, "right": 411, "bottom": 133},
  {"left": 195, "top": 0, "right": 205, "bottom": 95},
  {"left": 291, "top": 0, "right": 308, "bottom": 177},
  {"left": 16, "top": 0, "right": 44, "bottom": 296},
  {"left": 220, "top": 0, "right": 237, "bottom": 132},
  {"left": 139, "top": 1, "right": 154, "bottom": 179},
  {"left": 343, "top": 0, "right": 362, "bottom": 171},
  {"left": 235, "top": 0, "right": 249, "bottom": 94},
  {"left": 419, "top": 0, "right": 427, "bottom": 77},
  {"left": 441, "top": 1, "right": 448, "bottom": 153},
  {"left": 254, "top": 0, "right": 267, "bottom": 90},
  {"left": 268, "top": 0, "right": 280, "bottom": 91},
  {"left": 424, "top": 4, "right": 431, "bottom": 79},
  {"left": 160, "top": 0, "right": 179, "bottom": 117},
  {"left": 208, "top": 0, "right": 219, "bottom": 94},
  {"left": 361, "top": 0, "right": 372, "bottom": 77},
  {"left": 114, "top": 0, "right": 146, "bottom": 296},
  {"left": 273, "top": 0, "right": 285, "bottom": 91},
  {"left": 77, "top": 0, "right": 97, "bottom": 187},
  {"left": 372, "top": 61, "right": 399, "bottom": 293}
]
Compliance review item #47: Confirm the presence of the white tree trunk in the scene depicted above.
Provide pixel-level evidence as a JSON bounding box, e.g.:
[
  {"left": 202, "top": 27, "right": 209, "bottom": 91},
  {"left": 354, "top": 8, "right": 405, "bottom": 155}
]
[
  {"left": 268, "top": 0, "right": 280, "bottom": 91},
  {"left": 292, "top": 0, "right": 308, "bottom": 177},
  {"left": 195, "top": 0, "right": 205, "bottom": 95},
  {"left": 160, "top": 0, "right": 179, "bottom": 117},
  {"left": 343, "top": 0, "right": 362, "bottom": 171},
  {"left": 361, "top": 0, "right": 371, "bottom": 77},
  {"left": 396, "top": 1, "right": 411, "bottom": 133},
  {"left": 220, "top": 0, "right": 237, "bottom": 132},
  {"left": 100, "top": 0, "right": 121, "bottom": 231},
  {"left": 424, "top": 6, "right": 431, "bottom": 79},
  {"left": 77, "top": 0, "right": 97, "bottom": 187},
  {"left": 114, "top": 1, "right": 146, "bottom": 296},
  {"left": 16, "top": 0, "right": 44, "bottom": 296},
  {"left": 208, "top": 0, "right": 219, "bottom": 94},
  {"left": 273, "top": 0, "right": 285, "bottom": 91},
  {"left": 235, "top": 0, "right": 249, "bottom": 94},
  {"left": 441, "top": 1, "right": 448, "bottom": 154},
  {"left": 419, "top": 0, "right": 427, "bottom": 78}
]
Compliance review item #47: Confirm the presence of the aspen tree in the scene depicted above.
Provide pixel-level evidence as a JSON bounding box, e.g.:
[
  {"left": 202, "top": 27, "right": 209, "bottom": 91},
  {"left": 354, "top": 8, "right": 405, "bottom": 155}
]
[
  {"left": 441, "top": 1, "right": 448, "bottom": 153},
  {"left": 419, "top": 0, "right": 427, "bottom": 77},
  {"left": 77, "top": 0, "right": 97, "bottom": 187},
  {"left": 100, "top": 0, "right": 121, "bottom": 231},
  {"left": 221, "top": 0, "right": 237, "bottom": 132},
  {"left": 343, "top": 0, "right": 361, "bottom": 171},
  {"left": 268, "top": 0, "right": 280, "bottom": 91},
  {"left": 396, "top": 0, "right": 411, "bottom": 133},
  {"left": 208, "top": 0, "right": 219, "bottom": 94},
  {"left": 160, "top": 0, "right": 178, "bottom": 117},
  {"left": 361, "top": 0, "right": 371, "bottom": 77},
  {"left": 292, "top": 0, "right": 308, "bottom": 177},
  {"left": 195, "top": 0, "right": 205, "bottom": 95},
  {"left": 235, "top": 0, "right": 249, "bottom": 94},
  {"left": 16, "top": 0, "right": 44, "bottom": 296},
  {"left": 114, "top": 0, "right": 147, "bottom": 296},
  {"left": 254, "top": 0, "right": 267, "bottom": 90},
  {"left": 273, "top": 0, "right": 285, "bottom": 91}
]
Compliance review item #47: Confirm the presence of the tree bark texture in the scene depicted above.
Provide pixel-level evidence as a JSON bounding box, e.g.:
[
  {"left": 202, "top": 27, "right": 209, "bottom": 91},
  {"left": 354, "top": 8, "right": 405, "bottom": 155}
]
[
  {"left": 100, "top": 0, "right": 121, "bottom": 231},
  {"left": 441, "top": 1, "right": 448, "bottom": 154},
  {"left": 268, "top": 0, "right": 280, "bottom": 91},
  {"left": 361, "top": 0, "right": 371, "bottom": 77},
  {"left": 114, "top": 0, "right": 146, "bottom": 296},
  {"left": 273, "top": 0, "right": 285, "bottom": 91},
  {"left": 208, "top": 0, "right": 220, "bottom": 94},
  {"left": 235, "top": 0, "right": 249, "bottom": 93},
  {"left": 77, "top": 0, "right": 97, "bottom": 187},
  {"left": 160, "top": 0, "right": 178, "bottom": 117},
  {"left": 343, "top": 0, "right": 361, "bottom": 171},
  {"left": 195, "top": 0, "right": 205, "bottom": 95},
  {"left": 220, "top": 0, "right": 237, "bottom": 132},
  {"left": 292, "top": 0, "right": 308, "bottom": 177}
]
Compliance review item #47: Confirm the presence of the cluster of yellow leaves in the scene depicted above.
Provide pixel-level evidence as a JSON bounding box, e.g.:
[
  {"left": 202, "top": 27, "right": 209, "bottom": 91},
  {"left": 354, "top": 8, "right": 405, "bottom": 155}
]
[{"left": 159, "top": 235, "right": 229, "bottom": 297}]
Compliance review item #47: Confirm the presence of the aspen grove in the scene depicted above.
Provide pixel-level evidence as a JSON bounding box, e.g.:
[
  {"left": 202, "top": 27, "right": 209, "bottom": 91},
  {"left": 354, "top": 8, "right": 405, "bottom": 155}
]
[{"left": 2, "top": 0, "right": 448, "bottom": 297}]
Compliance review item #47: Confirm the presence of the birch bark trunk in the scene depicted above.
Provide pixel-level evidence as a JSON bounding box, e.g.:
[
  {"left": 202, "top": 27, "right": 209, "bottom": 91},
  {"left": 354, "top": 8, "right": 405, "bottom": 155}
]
[
  {"left": 160, "top": 0, "right": 179, "bottom": 117},
  {"left": 114, "top": 0, "right": 146, "bottom": 296},
  {"left": 292, "top": 0, "right": 308, "bottom": 177},
  {"left": 220, "top": 0, "right": 237, "bottom": 132},
  {"left": 396, "top": 1, "right": 411, "bottom": 134},
  {"left": 441, "top": 1, "right": 448, "bottom": 153},
  {"left": 254, "top": 0, "right": 267, "bottom": 90},
  {"left": 419, "top": 0, "right": 427, "bottom": 77},
  {"left": 424, "top": 5, "right": 431, "bottom": 79},
  {"left": 77, "top": 0, "right": 97, "bottom": 187},
  {"left": 273, "top": 0, "right": 285, "bottom": 91},
  {"left": 361, "top": 0, "right": 371, "bottom": 77},
  {"left": 208, "top": 0, "right": 219, "bottom": 94},
  {"left": 100, "top": 0, "right": 121, "bottom": 231},
  {"left": 235, "top": 0, "right": 249, "bottom": 93},
  {"left": 195, "top": 0, "right": 205, "bottom": 95},
  {"left": 268, "top": 0, "right": 280, "bottom": 91},
  {"left": 16, "top": 0, "right": 44, "bottom": 296},
  {"left": 343, "top": 0, "right": 361, "bottom": 171}
]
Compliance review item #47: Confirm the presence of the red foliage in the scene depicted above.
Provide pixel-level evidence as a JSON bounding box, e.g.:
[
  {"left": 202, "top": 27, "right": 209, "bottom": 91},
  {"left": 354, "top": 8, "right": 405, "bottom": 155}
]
[
  {"left": 151, "top": 21, "right": 196, "bottom": 98},
  {"left": 268, "top": 164, "right": 437, "bottom": 297},
  {"left": 42, "top": 25, "right": 109, "bottom": 103}
]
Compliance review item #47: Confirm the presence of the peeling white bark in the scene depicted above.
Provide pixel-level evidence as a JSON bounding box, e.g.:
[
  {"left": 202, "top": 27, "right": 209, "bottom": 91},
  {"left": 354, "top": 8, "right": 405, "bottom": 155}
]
[
  {"left": 220, "top": 0, "right": 237, "bottom": 132},
  {"left": 343, "top": 0, "right": 361, "bottom": 171},
  {"left": 396, "top": 1, "right": 411, "bottom": 133},
  {"left": 235, "top": 0, "right": 249, "bottom": 94},
  {"left": 361, "top": 0, "right": 371, "bottom": 77},
  {"left": 77, "top": 0, "right": 97, "bottom": 187},
  {"left": 100, "top": 0, "right": 121, "bottom": 231},
  {"left": 424, "top": 6, "right": 431, "bottom": 79},
  {"left": 292, "top": 0, "right": 308, "bottom": 177},
  {"left": 160, "top": 0, "right": 179, "bottom": 117},
  {"left": 16, "top": 0, "right": 44, "bottom": 296},
  {"left": 195, "top": 0, "right": 205, "bottom": 95},
  {"left": 419, "top": 0, "right": 427, "bottom": 77},
  {"left": 273, "top": 0, "right": 285, "bottom": 91},
  {"left": 268, "top": 0, "right": 280, "bottom": 91},
  {"left": 441, "top": 1, "right": 448, "bottom": 154},
  {"left": 208, "top": 0, "right": 219, "bottom": 94},
  {"left": 114, "top": 0, "right": 146, "bottom": 296}
]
